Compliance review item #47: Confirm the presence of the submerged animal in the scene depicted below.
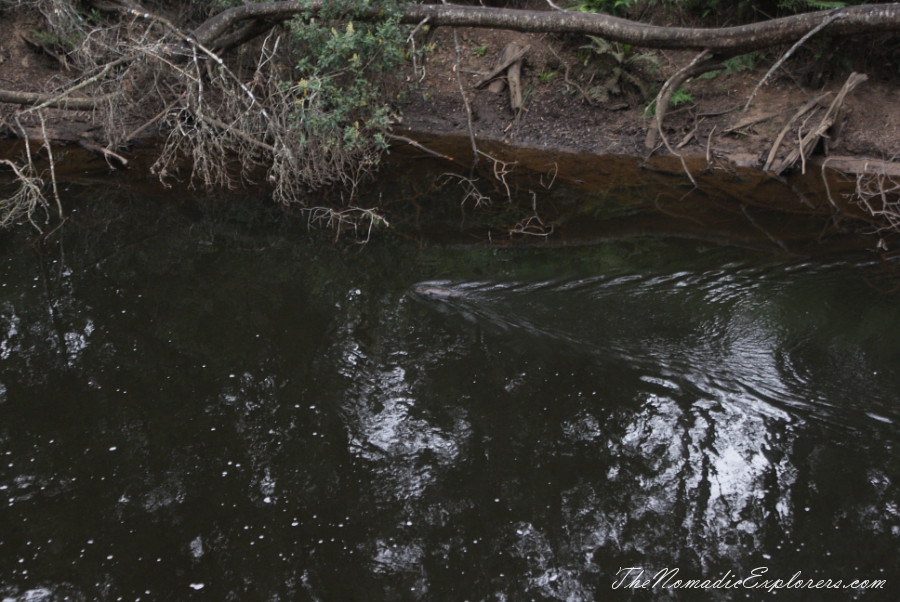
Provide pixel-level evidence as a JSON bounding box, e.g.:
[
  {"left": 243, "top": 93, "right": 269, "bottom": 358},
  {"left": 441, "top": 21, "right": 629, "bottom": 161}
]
[{"left": 411, "top": 283, "right": 466, "bottom": 300}]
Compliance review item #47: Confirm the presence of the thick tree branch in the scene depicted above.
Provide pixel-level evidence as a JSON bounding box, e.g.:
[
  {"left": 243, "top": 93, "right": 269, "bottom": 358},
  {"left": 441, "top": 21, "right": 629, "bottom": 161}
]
[
  {"left": 0, "top": 89, "right": 113, "bottom": 110},
  {"left": 192, "top": 2, "right": 900, "bottom": 52}
]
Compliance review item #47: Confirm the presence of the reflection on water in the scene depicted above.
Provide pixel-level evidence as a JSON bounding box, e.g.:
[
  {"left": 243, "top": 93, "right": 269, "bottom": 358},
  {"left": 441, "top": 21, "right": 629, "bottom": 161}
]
[{"left": 0, "top": 200, "right": 899, "bottom": 601}]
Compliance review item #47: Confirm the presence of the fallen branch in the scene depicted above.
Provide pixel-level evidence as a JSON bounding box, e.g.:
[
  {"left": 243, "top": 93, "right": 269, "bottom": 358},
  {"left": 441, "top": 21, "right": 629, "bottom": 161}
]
[
  {"left": 0, "top": 88, "right": 115, "bottom": 110},
  {"left": 812, "top": 155, "right": 900, "bottom": 177},
  {"left": 193, "top": 2, "right": 900, "bottom": 54},
  {"left": 763, "top": 92, "right": 830, "bottom": 172},
  {"left": 17, "top": 53, "right": 136, "bottom": 115},
  {"left": 474, "top": 44, "right": 531, "bottom": 88},
  {"left": 771, "top": 72, "right": 867, "bottom": 175},
  {"left": 723, "top": 110, "right": 786, "bottom": 135},
  {"left": 122, "top": 96, "right": 184, "bottom": 143}
]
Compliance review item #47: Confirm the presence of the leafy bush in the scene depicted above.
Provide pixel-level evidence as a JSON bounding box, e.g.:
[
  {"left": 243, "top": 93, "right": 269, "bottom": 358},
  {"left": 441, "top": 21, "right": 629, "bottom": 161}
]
[
  {"left": 282, "top": 0, "right": 408, "bottom": 194},
  {"left": 572, "top": 0, "right": 638, "bottom": 15}
]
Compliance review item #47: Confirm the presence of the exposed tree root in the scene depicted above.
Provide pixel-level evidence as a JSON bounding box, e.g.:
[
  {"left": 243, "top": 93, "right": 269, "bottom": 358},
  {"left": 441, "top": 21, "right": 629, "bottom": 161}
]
[
  {"left": 193, "top": 2, "right": 900, "bottom": 53},
  {"left": 645, "top": 50, "right": 721, "bottom": 187},
  {"left": 645, "top": 49, "right": 714, "bottom": 151}
]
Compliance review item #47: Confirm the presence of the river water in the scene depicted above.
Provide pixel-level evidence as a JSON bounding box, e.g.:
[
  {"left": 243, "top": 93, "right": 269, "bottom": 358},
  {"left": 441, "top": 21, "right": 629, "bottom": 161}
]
[{"left": 1, "top": 171, "right": 899, "bottom": 601}]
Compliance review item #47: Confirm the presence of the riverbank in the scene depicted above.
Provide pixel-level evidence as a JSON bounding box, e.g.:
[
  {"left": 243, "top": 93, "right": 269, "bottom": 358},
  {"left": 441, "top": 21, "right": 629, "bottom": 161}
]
[
  {"left": 2, "top": 2, "right": 900, "bottom": 249},
  {"left": 395, "top": 18, "right": 900, "bottom": 166},
  {"left": 3, "top": 4, "right": 899, "bottom": 162}
]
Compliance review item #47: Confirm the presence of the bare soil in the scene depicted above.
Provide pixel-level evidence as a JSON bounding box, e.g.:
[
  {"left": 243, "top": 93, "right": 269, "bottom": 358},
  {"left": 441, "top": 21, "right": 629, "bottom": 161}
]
[{"left": 396, "top": 15, "right": 900, "bottom": 168}]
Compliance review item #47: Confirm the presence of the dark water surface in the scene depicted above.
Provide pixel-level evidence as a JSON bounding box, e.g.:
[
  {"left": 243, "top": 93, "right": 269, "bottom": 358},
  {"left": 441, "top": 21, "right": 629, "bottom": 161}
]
[{"left": 1, "top": 186, "right": 899, "bottom": 601}]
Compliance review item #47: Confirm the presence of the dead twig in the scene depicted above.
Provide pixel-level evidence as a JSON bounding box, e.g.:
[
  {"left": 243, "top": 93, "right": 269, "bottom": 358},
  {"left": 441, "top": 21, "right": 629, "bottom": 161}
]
[
  {"left": 78, "top": 137, "right": 129, "bottom": 168},
  {"left": 541, "top": 162, "right": 558, "bottom": 190},
  {"left": 676, "top": 117, "right": 703, "bottom": 150},
  {"left": 645, "top": 50, "right": 724, "bottom": 187},
  {"left": 741, "top": 204, "right": 789, "bottom": 252},
  {"left": 386, "top": 133, "right": 454, "bottom": 162},
  {"left": 819, "top": 157, "right": 842, "bottom": 212},
  {"left": 303, "top": 205, "right": 390, "bottom": 244},
  {"left": 850, "top": 157, "right": 900, "bottom": 233},
  {"left": 441, "top": 173, "right": 491, "bottom": 209},
  {"left": 546, "top": 44, "right": 594, "bottom": 106},
  {"left": 0, "top": 159, "right": 48, "bottom": 231},
  {"left": 477, "top": 150, "right": 517, "bottom": 201},
  {"left": 509, "top": 192, "right": 553, "bottom": 238},
  {"left": 705, "top": 124, "right": 716, "bottom": 167},
  {"left": 449, "top": 26, "right": 478, "bottom": 170},
  {"left": 36, "top": 112, "right": 62, "bottom": 220},
  {"left": 406, "top": 17, "right": 430, "bottom": 83}
]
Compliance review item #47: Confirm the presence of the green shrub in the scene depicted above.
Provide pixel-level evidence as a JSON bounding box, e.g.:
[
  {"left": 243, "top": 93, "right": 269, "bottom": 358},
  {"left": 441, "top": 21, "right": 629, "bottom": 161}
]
[
  {"left": 282, "top": 0, "right": 408, "bottom": 191},
  {"left": 572, "top": 0, "right": 638, "bottom": 15}
]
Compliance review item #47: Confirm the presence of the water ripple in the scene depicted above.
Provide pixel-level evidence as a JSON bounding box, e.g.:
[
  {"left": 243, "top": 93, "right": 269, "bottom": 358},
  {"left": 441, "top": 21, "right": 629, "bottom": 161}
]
[{"left": 412, "top": 258, "right": 900, "bottom": 433}]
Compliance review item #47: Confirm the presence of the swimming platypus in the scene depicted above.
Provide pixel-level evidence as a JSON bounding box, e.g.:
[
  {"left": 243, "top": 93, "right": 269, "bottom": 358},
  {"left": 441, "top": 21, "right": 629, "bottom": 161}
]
[{"left": 411, "top": 283, "right": 466, "bottom": 300}]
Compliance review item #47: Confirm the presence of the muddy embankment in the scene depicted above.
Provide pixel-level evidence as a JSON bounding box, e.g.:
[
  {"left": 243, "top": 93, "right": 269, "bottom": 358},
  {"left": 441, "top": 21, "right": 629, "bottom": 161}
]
[{"left": 1, "top": 129, "right": 898, "bottom": 258}]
